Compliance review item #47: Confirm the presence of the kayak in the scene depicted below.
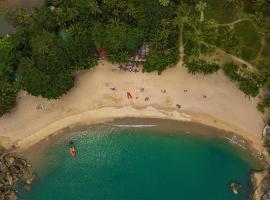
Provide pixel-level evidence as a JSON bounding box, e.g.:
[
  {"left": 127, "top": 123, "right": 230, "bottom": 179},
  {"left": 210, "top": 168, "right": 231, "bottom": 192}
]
[{"left": 69, "top": 141, "right": 76, "bottom": 158}]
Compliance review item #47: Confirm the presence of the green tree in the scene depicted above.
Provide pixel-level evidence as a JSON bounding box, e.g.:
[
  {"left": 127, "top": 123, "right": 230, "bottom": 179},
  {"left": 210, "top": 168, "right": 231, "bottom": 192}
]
[
  {"left": 143, "top": 49, "right": 179, "bottom": 73},
  {"left": 239, "top": 78, "right": 259, "bottom": 97},
  {"left": 56, "top": 7, "right": 79, "bottom": 28},
  {"left": 150, "top": 27, "right": 170, "bottom": 50},
  {"left": 87, "top": 1, "right": 102, "bottom": 16},
  {"left": 32, "top": 7, "right": 57, "bottom": 31},
  {"left": 104, "top": 19, "right": 127, "bottom": 52},
  {"left": 0, "top": 76, "right": 19, "bottom": 116},
  {"left": 185, "top": 58, "right": 219, "bottom": 75},
  {"left": 226, "top": 0, "right": 241, "bottom": 8},
  {"left": 126, "top": 27, "right": 144, "bottom": 54},
  {"left": 0, "top": 38, "right": 17, "bottom": 77},
  {"left": 195, "top": 1, "right": 207, "bottom": 22},
  {"left": 159, "top": 0, "right": 170, "bottom": 7},
  {"left": 223, "top": 63, "right": 240, "bottom": 81},
  {"left": 257, "top": 97, "right": 270, "bottom": 113},
  {"left": 7, "top": 8, "right": 32, "bottom": 27},
  {"left": 18, "top": 58, "right": 74, "bottom": 99}
]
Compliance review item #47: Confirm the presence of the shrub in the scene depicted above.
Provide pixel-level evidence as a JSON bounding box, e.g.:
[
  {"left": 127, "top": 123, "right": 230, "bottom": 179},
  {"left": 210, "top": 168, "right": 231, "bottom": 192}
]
[
  {"left": 239, "top": 78, "right": 260, "bottom": 97},
  {"left": 107, "top": 51, "right": 129, "bottom": 64},
  {"left": 0, "top": 77, "right": 19, "bottom": 116},
  {"left": 185, "top": 58, "right": 219, "bottom": 75},
  {"left": 223, "top": 63, "right": 240, "bottom": 81},
  {"left": 143, "top": 48, "right": 179, "bottom": 73},
  {"left": 257, "top": 98, "right": 270, "bottom": 113}
]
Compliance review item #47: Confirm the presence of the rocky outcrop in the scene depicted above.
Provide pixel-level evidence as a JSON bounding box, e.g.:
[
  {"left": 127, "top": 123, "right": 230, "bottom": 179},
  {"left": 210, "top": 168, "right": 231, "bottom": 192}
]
[
  {"left": 253, "top": 125, "right": 270, "bottom": 200},
  {"left": 0, "top": 146, "right": 34, "bottom": 200}
]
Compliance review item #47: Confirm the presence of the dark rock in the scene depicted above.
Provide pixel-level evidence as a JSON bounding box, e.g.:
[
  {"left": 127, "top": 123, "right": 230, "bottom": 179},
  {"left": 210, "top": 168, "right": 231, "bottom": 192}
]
[
  {"left": 3, "top": 156, "right": 15, "bottom": 167},
  {"left": 26, "top": 163, "right": 32, "bottom": 168},
  {"left": 4, "top": 191, "right": 18, "bottom": 200},
  {"left": 0, "top": 163, "right": 8, "bottom": 174},
  {"left": 15, "top": 157, "right": 27, "bottom": 167},
  {"left": 262, "top": 190, "right": 270, "bottom": 200},
  {"left": 0, "top": 150, "right": 33, "bottom": 199},
  {"left": 5, "top": 173, "right": 12, "bottom": 186}
]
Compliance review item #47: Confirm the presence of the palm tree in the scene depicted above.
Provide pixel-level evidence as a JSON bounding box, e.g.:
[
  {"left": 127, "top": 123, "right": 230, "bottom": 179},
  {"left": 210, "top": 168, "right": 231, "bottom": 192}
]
[
  {"left": 150, "top": 28, "right": 169, "bottom": 50},
  {"left": 126, "top": 1, "right": 136, "bottom": 18},
  {"left": 173, "top": 3, "right": 190, "bottom": 65},
  {"left": 56, "top": 8, "right": 79, "bottom": 28},
  {"left": 159, "top": 0, "right": 170, "bottom": 7},
  {"left": 88, "top": 1, "right": 102, "bottom": 16},
  {"left": 173, "top": 3, "right": 189, "bottom": 30},
  {"left": 195, "top": 1, "right": 207, "bottom": 22}
]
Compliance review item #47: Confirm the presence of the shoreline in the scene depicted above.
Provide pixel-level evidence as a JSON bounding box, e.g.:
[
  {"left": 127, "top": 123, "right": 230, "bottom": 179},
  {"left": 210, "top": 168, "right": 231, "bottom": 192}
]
[
  {"left": 0, "top": 61, "right": 269, "bottom": 200},
  {"left": 0, "top": 60, "right": 267, "bottom": 159},
  {"left": 22, "top": 117, "right": 264, "bottom": 165},
  {"left": 14, "top": 106, "right": 264, "bottom": 154}
]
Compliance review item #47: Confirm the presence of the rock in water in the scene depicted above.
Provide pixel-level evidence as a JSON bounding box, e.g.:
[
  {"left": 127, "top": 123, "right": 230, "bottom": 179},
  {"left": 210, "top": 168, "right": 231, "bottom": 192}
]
[
  {"left": 231, "top": 182, "right": 241, "bottom": 194},
  {"left": 25, "top": 174, "right": 36, "bottom": 185}
]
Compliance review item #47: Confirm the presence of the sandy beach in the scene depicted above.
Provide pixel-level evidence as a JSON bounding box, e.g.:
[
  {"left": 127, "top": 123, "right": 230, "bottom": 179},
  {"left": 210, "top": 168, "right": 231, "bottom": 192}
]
[{"left": 0, "top": 60, "right": 266, "bottom": 152}]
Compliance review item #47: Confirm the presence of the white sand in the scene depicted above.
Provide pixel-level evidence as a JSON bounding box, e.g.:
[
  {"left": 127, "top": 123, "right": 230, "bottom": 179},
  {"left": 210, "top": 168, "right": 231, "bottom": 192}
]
[{"left": 0, "top": 61, "right": 265, "bottom": 151}]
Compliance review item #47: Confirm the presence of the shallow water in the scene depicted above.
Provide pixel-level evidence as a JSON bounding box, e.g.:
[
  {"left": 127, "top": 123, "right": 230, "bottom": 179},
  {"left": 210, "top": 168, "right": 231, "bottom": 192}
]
[{"left": 21, "top": 124, "right": 258, "bottom": 200}]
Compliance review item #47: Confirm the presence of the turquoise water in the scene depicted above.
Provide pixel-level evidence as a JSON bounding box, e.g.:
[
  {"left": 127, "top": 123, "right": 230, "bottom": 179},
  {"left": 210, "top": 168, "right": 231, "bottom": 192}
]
[{"left": 21, "top": 126, "right": 258, "bottom": 200}]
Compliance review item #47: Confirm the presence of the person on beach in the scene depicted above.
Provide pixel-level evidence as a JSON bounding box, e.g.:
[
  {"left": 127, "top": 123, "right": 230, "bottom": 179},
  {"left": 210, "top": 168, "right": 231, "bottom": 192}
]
[
  {"left": 127, "top": 92, "right": 133, "bottom": 99},
  {"left": 145, "top": 97, "right": 149, "bottom": 101},
  {"left": 161, "top": 89, "right": 166, "bottom": 94}
]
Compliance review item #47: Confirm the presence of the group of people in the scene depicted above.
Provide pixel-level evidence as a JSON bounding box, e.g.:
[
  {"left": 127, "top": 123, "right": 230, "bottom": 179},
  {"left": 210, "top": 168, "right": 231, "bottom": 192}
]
[
  {"left": 118, "top": 62, "right": 140, "bottom": 73},
  {"left": 107, "top": 82, "right": 186, "bottom": 109}
]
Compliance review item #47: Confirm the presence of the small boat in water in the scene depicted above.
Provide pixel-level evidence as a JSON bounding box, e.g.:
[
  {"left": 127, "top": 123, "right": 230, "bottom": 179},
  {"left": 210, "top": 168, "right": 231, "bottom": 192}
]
[
  {"left": 231, "top": 182, "right": 241, "bottom": 194},
  {"left": 69, "top": 141, "right": 76, "bottom": 159}
]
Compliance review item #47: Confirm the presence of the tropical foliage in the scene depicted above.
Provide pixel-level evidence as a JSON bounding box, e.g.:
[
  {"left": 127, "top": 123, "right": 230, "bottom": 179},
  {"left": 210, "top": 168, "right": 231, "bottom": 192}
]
[
  {"left": 0, "top": 0, "right": 269, "bottom": 115},
  {"left": 185, "top": 58, "right": 219, "bottom": 75}
]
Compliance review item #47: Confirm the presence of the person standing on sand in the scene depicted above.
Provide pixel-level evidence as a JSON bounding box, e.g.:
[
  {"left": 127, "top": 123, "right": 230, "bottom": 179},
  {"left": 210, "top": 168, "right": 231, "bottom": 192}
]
[{"left": 127, "top": 92, "right": 133, "bottom": 99}]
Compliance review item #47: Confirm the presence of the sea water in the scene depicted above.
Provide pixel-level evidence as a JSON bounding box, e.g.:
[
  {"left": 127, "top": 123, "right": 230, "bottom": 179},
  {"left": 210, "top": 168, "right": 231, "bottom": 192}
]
[{"left": 20, "top": 124, "right": 258, "bottom": 200}]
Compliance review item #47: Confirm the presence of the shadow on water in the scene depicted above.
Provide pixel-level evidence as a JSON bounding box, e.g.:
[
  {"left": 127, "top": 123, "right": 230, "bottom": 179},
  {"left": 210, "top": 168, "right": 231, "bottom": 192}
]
[{"left": 0, "top": 0, "right": 43, "bottom": 36}]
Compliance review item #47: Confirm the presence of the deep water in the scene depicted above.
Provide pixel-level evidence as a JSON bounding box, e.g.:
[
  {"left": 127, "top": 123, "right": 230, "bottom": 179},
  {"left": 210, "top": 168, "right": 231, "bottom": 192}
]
[{"left": 21, "top": 125, "right": 257, "bottom": 200}]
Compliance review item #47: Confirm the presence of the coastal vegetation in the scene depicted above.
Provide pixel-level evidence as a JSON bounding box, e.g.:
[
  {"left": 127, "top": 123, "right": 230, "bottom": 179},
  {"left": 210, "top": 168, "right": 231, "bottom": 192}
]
[{"left": 0, "top": 0, "right": 270, "bottom": 115}]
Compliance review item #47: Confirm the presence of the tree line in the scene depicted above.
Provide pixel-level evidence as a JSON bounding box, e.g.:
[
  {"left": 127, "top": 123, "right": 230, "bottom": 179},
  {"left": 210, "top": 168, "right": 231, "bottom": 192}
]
[{"left": 0, "top": 0, "right": 269, "bottom": 116}]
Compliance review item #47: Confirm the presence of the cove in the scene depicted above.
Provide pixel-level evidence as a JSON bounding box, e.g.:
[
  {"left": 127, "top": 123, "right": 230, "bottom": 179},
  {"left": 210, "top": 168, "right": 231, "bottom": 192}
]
[{"left": 21, "top": 123, "right": 258, "bottom": 200}]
